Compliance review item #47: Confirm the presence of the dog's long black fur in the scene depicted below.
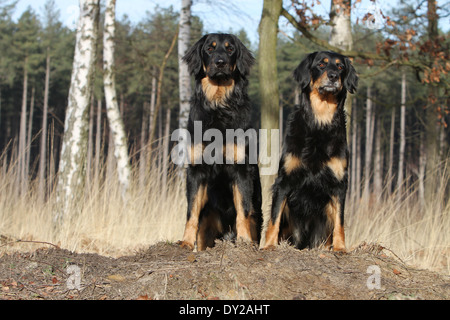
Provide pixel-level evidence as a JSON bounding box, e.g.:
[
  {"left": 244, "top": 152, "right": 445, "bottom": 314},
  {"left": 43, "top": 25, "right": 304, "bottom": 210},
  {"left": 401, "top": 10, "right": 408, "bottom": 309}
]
[
  {"left": 263, "top": 51, "right": 358, "bottom": 251},
  {"left": 179, "top": 33, "right": 262, "bottom": 251}
]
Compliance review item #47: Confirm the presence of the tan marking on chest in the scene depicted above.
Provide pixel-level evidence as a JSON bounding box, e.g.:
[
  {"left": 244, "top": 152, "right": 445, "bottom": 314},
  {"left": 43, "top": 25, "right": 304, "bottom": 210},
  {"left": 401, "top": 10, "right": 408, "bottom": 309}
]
[{"left": 201, "top": 76, "right": 235, "bottom": 106}]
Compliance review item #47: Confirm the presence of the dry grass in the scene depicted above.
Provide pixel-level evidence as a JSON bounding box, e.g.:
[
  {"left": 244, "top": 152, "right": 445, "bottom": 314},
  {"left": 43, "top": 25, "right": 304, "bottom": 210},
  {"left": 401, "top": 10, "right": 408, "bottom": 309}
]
[{"left": 0, "top": 150, "right": 448, "bottom": 274}]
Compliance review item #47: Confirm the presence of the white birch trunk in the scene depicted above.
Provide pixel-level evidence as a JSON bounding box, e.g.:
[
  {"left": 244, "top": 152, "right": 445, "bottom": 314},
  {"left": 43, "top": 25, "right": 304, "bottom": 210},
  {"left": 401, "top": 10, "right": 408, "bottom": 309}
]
[
  {"left": 329, "top": 0, "right": 353, "bottom": 51},
  {"left": 397, "top": 72, "right": 406, "bottom": 199},
  {"left": 103, "top": 0, "right": 131, "bottom": 200},
  {"left": 55, "top": 0, "right": 99, "bottom": 224},
  {"left": 178, "top": 0, "right": 192, "bottom": 130}
]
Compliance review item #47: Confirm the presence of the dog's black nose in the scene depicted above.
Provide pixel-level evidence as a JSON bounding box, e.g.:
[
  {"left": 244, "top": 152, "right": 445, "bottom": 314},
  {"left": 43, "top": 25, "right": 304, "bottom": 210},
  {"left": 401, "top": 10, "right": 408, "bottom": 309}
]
[
  {"left": 215, "top": 58, "right": 226, "bottom": 68},
  {"left": 328, "top": 71, "right": 339, "bottom": 82}
]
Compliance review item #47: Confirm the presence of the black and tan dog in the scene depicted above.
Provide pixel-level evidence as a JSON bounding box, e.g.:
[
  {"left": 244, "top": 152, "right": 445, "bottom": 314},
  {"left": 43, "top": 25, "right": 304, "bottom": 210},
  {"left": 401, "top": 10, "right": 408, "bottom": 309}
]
[
  {"left": 178, "top": 33, "right": 262, "bottom": 251},
  {"left": 263, "top": 51, "right": 358, "bottom": 252}
]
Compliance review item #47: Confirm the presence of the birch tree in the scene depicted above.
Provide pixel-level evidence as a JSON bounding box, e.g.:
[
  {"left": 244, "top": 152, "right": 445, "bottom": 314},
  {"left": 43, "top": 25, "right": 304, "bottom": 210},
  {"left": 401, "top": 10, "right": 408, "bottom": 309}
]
[
  {"left": 103, "top": 0, "right": 131, "bottom": 199},
  {"left": 55, "top": 0, "right": 100, "bottom": 224},
  {"left": 178, "top": 0, "right": 192, "bottom": 131},
  {"left": 397, "top": 71, "right": 406, "bottom": 199},
  {"left": 329, "top": 0, "right": 353, "bottom": 139},
  {"left": 329, "top": 0, "right": 353, "bottom": 51}
]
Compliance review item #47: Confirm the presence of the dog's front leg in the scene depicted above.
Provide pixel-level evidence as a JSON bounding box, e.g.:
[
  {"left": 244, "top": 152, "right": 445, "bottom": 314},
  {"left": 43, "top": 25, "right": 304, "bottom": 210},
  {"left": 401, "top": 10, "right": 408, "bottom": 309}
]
[
  {"left": 262, "top": 185, "right": 288, "bottom": 249},
  {"left": 180, "top": 174, "right": 208, "bottom": 250},
  {"left": 232, "top": 174, "right": 260, "bottom": 243}
]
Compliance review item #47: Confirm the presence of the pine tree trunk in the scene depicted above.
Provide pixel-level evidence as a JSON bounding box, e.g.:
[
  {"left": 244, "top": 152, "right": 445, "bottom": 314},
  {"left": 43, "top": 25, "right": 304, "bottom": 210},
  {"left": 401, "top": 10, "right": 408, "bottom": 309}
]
[
  {"left": 178, "top": 0, "right": 192, "bottom": 131},
  {"left": 424, "top": 0, "right": 439, "bottom": 202},
  {"left": 103, "top": 0, "right": 131, "bottom": 200},
  {"left": 39, "top": 49, "right": 51, "bottom": 201},
  {"left": 55, "top": 0, "right": 100, "bottom": 224},
  {"left": 94, "top": 99, "right": 102, "bottom": 184},
  {"left": 25, "top": 86, "right": 35, "bottom": 183},
  {"left": 139, "top": 102, "right": 148, "bottom": 188},
  {"left": 356, "top": 123, "right": 362, "bottom": 199},
  {"left": 387, "top": 106, "right": 395, "bottom": 195},
  {"left": 148, "top": 29, "right": 178, "bottom": 147},
  {"left": 18, "top": 57, "right": 28, "bottom": 195},
  {"left": 350, "top": 99, "right": 357, "bottom": 198},
  {"left": 162, "top": 107, "right": 171, "bottom": 199},
  {"left": 374, "top": 115, "right": 383, "bottom": 197},
  {"left": 363, "top": 86, "right": 374, "bottom": 201}
]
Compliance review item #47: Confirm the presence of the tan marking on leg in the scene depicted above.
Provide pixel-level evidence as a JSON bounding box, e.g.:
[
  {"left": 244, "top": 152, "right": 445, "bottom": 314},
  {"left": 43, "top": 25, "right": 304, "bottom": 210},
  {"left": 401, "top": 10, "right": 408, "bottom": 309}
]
[
  {"left": 180, "top": 184, "right": 208, "bottom": 250},
  {"left": 233, "top": 184, "right": 253, "bottom": 242},
  {"left": 325, "top": 196, "right": 346, "bottom": 252},
  {"left": 326, "top": 157, "right": 347, "bottom": 180},
  {"left": 197, "top": 210, "right": 222, "bottom": 251},
  {"left": 263, "top": 199, "right": 287, "bottom": 249},
  {"left": 283, "top": 153, "right": 302, "bottom": 174}
]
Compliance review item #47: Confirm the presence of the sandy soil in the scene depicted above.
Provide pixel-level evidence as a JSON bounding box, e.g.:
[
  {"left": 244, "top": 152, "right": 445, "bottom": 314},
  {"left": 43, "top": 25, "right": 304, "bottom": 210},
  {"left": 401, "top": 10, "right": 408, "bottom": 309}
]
[{"left": 0, "top": 241, "right": 448, "bottom": 301}]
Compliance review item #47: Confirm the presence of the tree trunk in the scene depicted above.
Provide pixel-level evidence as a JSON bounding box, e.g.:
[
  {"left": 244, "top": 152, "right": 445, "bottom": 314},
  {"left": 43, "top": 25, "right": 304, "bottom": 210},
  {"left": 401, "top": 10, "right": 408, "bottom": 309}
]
[
  {"left": 25, "top": 86, "right": 35, "bottom": 183},
  {"left": 94, "top": 99, "right": 102, "bottom": 184},
  {"left": 162, "top": 107, "right": 171, "bottom": 199},
  {"left": 373, "top": 114, "right": 383, "bottom": 197},
  {"left": 18, "top": 57, "right": 28, "bottom": 195},
  {"left": 258, "top": 0, "right": 282, "bottom": 161},
  {"left": 329, "top": 0, "right": 353, "bottom": 51},
  {"left": 55, "top": 0, "right": 100, "bottom": 225},
  {"left": 329, "top": 0, "right": 353, "bottom": 140},
  {"left": 356, "top": 122, "right": 362, "bottom": 200},
  {"left": 145, "top": 76, "right": 157, "bottom": 171},
  {"left": 387, "top": 106, "right": 395, "bottom": 195},
  {"left": 424, "top": 0, "right": 439, "bottom": 202},
  {"left": 363, "top": 86, "right": 374, "bottom": 201},
  {"left": 103, "top": 0, "right": 131, "bottom": 200},
  {"left": 350, "top": 98, "right": 357, "bottom": 198},
  {"left": 39, "top": 48, "right": 51, "bottom": 201},
  {"left": 139, "top": 102, "right": 148, "bottom": 188},
  {"left": 148, "top": 28, "right": 178, "bottom": 147},
  {"left": 178, "top": 0, "right": 192, "bottom": 131},
  {"left": 397, "top": 72, "right": 406, "bottom": 199}
]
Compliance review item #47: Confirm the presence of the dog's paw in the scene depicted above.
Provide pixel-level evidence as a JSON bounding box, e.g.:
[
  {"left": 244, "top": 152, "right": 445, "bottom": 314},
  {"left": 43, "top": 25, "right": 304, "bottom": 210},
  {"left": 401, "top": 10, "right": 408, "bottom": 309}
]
[{"left": 177, "top": 240, "right": 195, "bottom": 250}]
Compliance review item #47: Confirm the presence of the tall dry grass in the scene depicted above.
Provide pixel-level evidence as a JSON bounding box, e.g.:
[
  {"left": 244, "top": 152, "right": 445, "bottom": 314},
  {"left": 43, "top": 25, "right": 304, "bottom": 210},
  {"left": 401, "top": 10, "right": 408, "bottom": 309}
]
[{"left": 0, "top": 148, "right": 448, "bottom": 273}]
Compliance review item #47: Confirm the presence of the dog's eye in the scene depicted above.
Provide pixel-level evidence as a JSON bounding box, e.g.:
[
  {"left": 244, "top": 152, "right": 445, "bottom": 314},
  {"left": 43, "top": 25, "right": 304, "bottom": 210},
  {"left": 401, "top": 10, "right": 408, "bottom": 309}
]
[
  {"left": 207, "top": 47, "right": 214, "bottom": 52},
  {"left": 318, "top": 63, "right": 326, "bottom": 68},
  {"left": 227, "top": 46, "right": 234, "bottom": 53},
  {"left": 338, "top": 64, "right": 344, "bottom": 70}
]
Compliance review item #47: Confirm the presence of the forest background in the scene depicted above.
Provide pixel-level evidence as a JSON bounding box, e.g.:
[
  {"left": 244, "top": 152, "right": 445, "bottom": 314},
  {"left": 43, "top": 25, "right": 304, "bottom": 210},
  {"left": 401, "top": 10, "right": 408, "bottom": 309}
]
[{"left": 0, "top": 0, "right": 448, "bottom": 274}]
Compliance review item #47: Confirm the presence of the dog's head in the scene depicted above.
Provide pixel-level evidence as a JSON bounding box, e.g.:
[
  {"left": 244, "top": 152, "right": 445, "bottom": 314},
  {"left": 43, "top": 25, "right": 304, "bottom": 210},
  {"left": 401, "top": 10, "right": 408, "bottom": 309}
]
[
  {"left": 183, "top": 33, "right": 255, "bottom": 80},
  {"left": 294, "top": 51, "right": 358, "bottom": 95}
]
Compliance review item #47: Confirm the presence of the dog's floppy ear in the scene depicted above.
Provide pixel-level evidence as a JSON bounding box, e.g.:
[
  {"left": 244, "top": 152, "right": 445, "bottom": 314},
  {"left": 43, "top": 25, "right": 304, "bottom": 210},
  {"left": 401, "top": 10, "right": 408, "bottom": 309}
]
[
  {"left": 344, "top": 57, "right": 358, "bottom": 94},
  {"left": 293, "top": 52, "right": 317, "bottom": 91},
  {"left": 183, "top": 35, "right": 208, "bottom": 76},
  {"left": 234, "top": 36, "right": 255, "bottom": 77}
]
